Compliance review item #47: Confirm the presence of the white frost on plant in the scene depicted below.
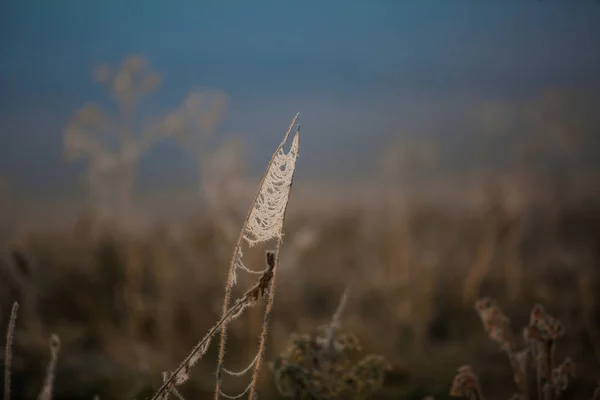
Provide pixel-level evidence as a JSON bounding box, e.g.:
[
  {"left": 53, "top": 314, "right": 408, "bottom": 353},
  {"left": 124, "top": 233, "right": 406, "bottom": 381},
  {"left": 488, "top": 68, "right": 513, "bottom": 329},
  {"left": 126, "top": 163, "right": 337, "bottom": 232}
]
[{"left": 244, "top": 131, "right": 299, "bottom": 247}]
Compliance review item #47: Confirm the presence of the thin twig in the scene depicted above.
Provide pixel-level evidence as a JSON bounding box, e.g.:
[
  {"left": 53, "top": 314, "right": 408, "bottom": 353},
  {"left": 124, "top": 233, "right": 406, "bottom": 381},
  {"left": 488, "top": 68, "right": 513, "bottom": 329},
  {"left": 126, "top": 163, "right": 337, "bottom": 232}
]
[{"left": 4, "top": 302, "right": 18, "bottom": 400}]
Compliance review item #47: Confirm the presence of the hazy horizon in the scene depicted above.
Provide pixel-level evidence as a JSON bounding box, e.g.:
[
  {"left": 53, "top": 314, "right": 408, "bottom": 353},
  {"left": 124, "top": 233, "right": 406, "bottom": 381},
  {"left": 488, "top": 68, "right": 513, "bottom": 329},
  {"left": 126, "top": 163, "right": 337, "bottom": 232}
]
[{"left": 1, "top": 1, "right": 599, "bottom": 206}]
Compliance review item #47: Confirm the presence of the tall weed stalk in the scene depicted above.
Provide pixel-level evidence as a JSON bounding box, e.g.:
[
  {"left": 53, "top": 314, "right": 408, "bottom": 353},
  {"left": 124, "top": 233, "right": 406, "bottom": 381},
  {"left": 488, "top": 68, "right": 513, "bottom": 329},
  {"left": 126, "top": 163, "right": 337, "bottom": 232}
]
[{"left": 150, "top": 113, "right": 300, "bottom": 400}]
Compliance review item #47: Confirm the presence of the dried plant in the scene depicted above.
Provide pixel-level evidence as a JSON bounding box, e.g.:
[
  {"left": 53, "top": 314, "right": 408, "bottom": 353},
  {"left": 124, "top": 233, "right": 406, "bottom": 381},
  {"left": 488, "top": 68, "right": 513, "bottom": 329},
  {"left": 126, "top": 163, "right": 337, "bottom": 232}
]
[
  {"left": 164, "top": 89, "right": 234, "bottom": 220},
  {"left": 2, "top": 302, "right": 61, "bottom": 400},
  {"left": 271, "top": 289, "right": 391, "bottom": 399},
  {"left": 523, "top": 304, "right": 573, "bottom": 400},
  {"left": 63, "top": 55, "right": 234, "bottom": 376},
  {"left": 37, "top": 334, "right": 61, "bottom": 400},
  {"left": 452, "top": 298, "right": 578, "bottom": 400},
  {"left": 4, "top": 302, "right": 17, "bottom": 400},
  {"left": 462, "top": 219, "right": 498, "bottom": 305},
  {"left": 450, "top": 365, "right": 485, "bottom": 400},
  {"left": 149, "top": 113, "right": 300, "bottom": 400},
  {"left": 64, "top": 55, "right": 165, "bottom": 223},
  {"left": 64, "top": 55, "right": 229, "bottom": 227}
]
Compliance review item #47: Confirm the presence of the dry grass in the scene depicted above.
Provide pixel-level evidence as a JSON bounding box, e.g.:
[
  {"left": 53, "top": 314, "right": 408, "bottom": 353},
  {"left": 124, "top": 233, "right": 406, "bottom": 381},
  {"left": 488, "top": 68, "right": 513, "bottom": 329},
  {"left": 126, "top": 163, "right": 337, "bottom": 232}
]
[
  {"left": 451, "top": 299, "right": 579, "bottom": 400},
  {"left": 2, "top": 192, "right": 600, "bottom": 399},
  {"left": 3, "top": 303, "right": 61, "bottom": 400}
]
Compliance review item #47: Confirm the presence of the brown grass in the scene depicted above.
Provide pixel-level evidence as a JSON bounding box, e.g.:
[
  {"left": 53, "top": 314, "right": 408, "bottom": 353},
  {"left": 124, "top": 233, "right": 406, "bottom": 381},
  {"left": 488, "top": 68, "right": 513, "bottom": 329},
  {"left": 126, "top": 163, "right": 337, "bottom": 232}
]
[{"left": 2, "top": 192, "right": 600, "bottom": 399}]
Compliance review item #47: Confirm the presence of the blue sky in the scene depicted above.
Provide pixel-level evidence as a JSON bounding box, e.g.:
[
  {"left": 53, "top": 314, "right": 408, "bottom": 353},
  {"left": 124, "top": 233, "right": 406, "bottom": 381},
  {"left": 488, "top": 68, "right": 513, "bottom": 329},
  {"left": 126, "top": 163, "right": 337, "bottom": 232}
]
[{"left": 1, "top": 1, "right": 599, "bottom": 195}]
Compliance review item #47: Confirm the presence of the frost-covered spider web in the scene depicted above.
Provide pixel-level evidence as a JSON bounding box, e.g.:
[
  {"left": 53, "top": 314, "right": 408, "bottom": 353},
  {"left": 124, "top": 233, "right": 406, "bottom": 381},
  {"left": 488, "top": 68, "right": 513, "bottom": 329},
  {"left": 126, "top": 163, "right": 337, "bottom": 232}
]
[
  {"left": 243, "top": 131, "right": 299, "bottom": 247},
  {"left": 228, "top": 126, "right": 299, "bottom": 284}
]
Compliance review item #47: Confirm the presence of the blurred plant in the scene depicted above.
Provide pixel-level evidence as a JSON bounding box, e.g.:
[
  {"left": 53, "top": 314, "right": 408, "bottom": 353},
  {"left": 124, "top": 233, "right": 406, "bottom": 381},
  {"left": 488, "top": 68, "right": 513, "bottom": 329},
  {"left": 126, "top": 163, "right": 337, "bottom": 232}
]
[
  {"left": 200, "top": 136, "right": 248, "bottom": 244},
  {"left": 492, "top": 90, "right": 595, "bottom": 225},
  {"left": 63, "top": 54, "right": 165, "bottom": 224},
  {"left": 163, "top": 90, "right": 235, "bottom": 210},
  {"left": 461, "top": 193, "right": 512, "bottom": 305},
  {"left": 450, "top": 365, "right": 485, "bottom": 400},
  {"left": 279, "top": 226, "right": 320, "bottom": 274},
  {"left": 374, "top": 135, "right": 443, "bottom": 352},
  {"left": 451, "top": 298, "right": 577, "bottom": 400},
  {"left": 4, "top": 302, "right": 17, "bottom": 400},
  {"left": 271, "top": 289, "right": 391, "bottom": 399},
  {"left": 65, "top": 55, "right": 168, "bottom": 355},
  {"left": 36, "top": 334, "right": 61, "bottom": 400},
  {"left": 164, "top": 90, "right": 229, "bottom": 157},
  {"left": 63, "top": 55, "right": 237, "bottom": 350},
  {"left": 377, "top": 135, "right": 440, "bottom": 206},
  {"left": 3, "top": 302, "right": 61, "bottom": 400},
  {"left": 164, "top": 90, "right": 245, "bottom": 272},
  {"left": 63, "top": 55, "right": 231, "bottom": 227},
  {"left": 462, "top": 89, "right": 597, "bottom": 307}
]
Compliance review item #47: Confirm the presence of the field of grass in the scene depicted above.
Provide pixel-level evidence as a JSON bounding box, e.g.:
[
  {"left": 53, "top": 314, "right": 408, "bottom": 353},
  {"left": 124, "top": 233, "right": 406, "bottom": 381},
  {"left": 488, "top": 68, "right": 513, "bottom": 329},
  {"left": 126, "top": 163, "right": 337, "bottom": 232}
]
[{"left": 2, "top": 163, "right": 600, "bottom": 399}]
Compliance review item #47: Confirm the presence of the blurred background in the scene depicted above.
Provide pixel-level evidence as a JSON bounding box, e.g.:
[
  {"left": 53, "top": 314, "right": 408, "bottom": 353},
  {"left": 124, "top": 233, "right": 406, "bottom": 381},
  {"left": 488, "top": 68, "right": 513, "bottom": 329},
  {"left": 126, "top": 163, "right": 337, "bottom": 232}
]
[{"left": 1, "top": 2, "right": 600, "bottom": 399}]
